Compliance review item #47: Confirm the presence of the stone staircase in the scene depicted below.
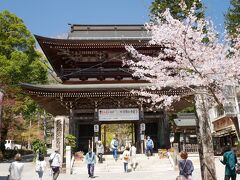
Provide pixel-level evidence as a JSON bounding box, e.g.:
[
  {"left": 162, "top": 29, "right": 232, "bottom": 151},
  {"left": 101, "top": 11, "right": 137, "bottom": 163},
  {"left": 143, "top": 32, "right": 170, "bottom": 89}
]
[{"left": 72, "top": 153, "right": 174, "bottom": 174}]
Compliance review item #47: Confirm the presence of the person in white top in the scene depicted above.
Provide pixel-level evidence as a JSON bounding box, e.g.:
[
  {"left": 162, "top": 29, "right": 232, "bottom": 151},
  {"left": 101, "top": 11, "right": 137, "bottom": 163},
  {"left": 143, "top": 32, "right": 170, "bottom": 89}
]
[
  {"left": 130, "top": 143, "right": 137, "bottom": 171},
  {"left": 96, "top": 140, "right": 104, "bottom": 163},
  {"left": 49, "top": 148, "right": 61, "bottom": 180},
  {"left": 35, "top": 153, "right": 46, "bottom": 180},
  {"left": 8, "top": 153, "right": 24, "bottom": 180},
  {"left": 122, "top": 146, "right": 130, "bottom": 173}
]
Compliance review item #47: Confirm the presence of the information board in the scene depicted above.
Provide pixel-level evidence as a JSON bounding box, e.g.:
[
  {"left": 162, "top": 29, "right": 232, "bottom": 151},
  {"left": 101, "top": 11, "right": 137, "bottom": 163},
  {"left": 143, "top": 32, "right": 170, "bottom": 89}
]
[{"left": 98, "top": 108, "right": 139, "bottom": 121}]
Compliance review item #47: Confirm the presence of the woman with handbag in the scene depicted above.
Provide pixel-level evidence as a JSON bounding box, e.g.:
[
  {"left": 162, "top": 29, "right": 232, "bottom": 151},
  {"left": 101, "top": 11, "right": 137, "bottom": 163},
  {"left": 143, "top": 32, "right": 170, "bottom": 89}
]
[
  {"left": 49, "top": 148, "right": 61, "bottom": 180},
  {"left": 178, "top": 151, "right": 194, "bottom": 180}
]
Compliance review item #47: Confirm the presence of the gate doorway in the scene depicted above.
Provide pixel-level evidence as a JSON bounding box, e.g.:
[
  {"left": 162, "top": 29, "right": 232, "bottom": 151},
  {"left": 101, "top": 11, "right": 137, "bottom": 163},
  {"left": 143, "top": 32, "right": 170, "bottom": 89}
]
[
  {"left": 101, "top": 123, "right": 136, "bottom": 154},
  {"left": 78, "top": 124, "right": 94, "bottom": 153}
]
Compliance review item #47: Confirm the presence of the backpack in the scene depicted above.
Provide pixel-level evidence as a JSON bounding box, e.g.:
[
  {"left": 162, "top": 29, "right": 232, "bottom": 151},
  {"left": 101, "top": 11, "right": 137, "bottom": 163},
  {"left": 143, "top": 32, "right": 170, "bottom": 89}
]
[
  {"left": 146, "top": 139, "right": 153, "bottom": 148},
  {"left": 124, "top": 153, "right": 129, "bottom": 161},
  {"left": 35, "top": 161, "right": 43, "bottom": 172},
  {"left": 113, "top": 140, "right": 118, "bottom": 147}
]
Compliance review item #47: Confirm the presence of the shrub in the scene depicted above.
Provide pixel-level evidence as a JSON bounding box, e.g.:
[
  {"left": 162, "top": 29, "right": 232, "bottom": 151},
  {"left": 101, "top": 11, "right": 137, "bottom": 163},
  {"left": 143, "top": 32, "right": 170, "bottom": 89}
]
[
  {"left": 32, "top": 139, "right": 47, "bottom": 156},
  {"left": 65, "top": 134, "right": 77, "bottom": 152}
]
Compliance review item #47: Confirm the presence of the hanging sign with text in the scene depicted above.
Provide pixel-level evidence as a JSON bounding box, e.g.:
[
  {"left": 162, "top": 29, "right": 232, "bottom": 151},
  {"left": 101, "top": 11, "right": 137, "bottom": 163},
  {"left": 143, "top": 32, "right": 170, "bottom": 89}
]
[{"left": 98, "top": 108, "right": 139, "bottom": 121}]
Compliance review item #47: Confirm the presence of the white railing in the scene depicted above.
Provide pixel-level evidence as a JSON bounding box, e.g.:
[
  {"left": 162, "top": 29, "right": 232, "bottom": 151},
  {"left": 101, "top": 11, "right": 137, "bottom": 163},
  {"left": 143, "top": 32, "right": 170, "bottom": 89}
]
[
  {"left": 185, "top": 144, "right": 198, "bottom": 153},
  {"left": 173, "top": 143, "right": 198, "bottom": 154}
]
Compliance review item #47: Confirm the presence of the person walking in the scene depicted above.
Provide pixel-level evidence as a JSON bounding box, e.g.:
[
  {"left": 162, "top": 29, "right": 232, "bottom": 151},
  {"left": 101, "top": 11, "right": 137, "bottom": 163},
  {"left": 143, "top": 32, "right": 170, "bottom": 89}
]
[
  {"left": 8, "top": 153, "right": 24, "bottom": 180},
  {"left": 49, "top": 148, "right": 61, "bottom": 180},
  {"left": 178, "top": 151, "right": 194, "bottom": 180},
  {"left": 110, "top": 135, "right": 119, "bottom": 161},
  {"left": 122, "top": 146, "right": 130, "bottom": 173},
  {"left": 130, "top": 143, "right": 137, "bottom": 171},
  {"left": 85, "top": 148, "right": 96, "bottom": 178},
  {"left": 145, "top": 136, "right": 154, "bottom": 157},
  {"left": 220, "top": 146, "right": 238, "bottom": 180},
  {"left": 35, "top": 154, "right": 46, "bottom": 180},
  {"left": 96, "top": 140, "right": 104, "bottom": 163}
]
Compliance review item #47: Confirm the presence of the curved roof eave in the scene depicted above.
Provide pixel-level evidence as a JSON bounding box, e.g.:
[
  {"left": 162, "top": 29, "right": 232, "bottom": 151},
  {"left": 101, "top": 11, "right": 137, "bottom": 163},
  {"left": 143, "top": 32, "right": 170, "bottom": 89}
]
[{"left": 20, "top": 82, "right": 152, "bottom": 92}]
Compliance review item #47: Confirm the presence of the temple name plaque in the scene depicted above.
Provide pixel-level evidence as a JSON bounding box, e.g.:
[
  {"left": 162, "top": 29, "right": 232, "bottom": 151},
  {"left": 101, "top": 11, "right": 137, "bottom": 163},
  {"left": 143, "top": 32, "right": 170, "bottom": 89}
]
[{"left": 98, "top": 108, "right": 139, "bottom": 121}]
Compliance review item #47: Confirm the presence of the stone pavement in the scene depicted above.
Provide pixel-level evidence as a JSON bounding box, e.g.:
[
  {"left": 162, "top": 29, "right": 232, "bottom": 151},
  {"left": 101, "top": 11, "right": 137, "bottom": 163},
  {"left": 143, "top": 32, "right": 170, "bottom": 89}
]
[{"left": 0, "top": 156, "right": 240, "bottom": 180}]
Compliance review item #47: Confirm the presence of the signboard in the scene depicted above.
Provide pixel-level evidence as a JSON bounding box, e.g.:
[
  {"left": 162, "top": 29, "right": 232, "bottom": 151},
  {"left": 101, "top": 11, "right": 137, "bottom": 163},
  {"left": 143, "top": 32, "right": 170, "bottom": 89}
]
[
  {"left": 98, "top": 108, "right": 139, "bottom": 121},
  {"left": 140, "top": 123, "right": 145, "bottom": 132},
  {"left": 213, "top": 117, "right": 234, "bottom": 131},
  {"left": 94, "top": 125, "right": 99, "bottom": 132},
  {"left": 94, "top": 137, "right": 99, "bottom": 143}
]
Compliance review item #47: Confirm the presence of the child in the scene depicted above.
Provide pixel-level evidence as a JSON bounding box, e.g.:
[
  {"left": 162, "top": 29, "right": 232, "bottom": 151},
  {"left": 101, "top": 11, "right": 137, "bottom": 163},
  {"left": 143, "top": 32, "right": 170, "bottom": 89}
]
[{"left": 122, "top": 146, "right": 130, "bottom": 173}]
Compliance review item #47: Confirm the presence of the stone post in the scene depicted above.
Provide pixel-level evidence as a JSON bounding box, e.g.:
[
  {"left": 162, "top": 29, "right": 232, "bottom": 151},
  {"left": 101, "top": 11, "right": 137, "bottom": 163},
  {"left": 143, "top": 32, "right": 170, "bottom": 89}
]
[
  {"left": 53, "top": 116, "right": 68, "bottom": 164},
  {"left": 66, "top": 146, "right": 72, "bottom": 174}
]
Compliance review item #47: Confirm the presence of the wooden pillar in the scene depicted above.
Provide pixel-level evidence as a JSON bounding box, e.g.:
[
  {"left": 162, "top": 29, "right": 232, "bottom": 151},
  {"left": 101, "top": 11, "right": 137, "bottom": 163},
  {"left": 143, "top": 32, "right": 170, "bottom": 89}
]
[
  {"left": 183, "top": 129, "right": 186, "bottom": 151},
  {"left": 103, "top": 125, "right": 106, "bottom": 152},
  {"left": 131, "top": 123, "right": 134, "bottom": 144},
  {"left": 139, "top": 104, "right": 144, "bottom": 154}
]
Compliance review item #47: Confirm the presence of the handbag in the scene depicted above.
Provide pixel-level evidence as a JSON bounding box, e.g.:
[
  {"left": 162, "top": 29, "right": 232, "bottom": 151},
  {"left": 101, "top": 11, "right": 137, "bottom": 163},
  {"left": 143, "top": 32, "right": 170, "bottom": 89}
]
[
  {"left": 49, "top": 153, "right": 56, "bottom": 166},
  {"left": 236, "top": 163, "right": 240, "bottom": 174},
  {"left": 176, "top": 175, "right": 191, "bottom": 180}
]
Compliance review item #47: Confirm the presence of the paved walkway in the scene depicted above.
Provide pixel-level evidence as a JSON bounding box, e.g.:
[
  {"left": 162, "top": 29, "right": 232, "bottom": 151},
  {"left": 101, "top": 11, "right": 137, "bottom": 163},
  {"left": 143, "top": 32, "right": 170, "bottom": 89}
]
[{"left": 0, "top": 156, "right": 240, "bottom": 180}]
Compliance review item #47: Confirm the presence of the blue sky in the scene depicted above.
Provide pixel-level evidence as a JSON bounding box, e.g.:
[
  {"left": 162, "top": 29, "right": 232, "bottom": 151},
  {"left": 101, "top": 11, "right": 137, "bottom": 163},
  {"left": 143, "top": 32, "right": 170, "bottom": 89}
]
[{"left": 0, "top": 0, "right": 230, "bottom": 38}]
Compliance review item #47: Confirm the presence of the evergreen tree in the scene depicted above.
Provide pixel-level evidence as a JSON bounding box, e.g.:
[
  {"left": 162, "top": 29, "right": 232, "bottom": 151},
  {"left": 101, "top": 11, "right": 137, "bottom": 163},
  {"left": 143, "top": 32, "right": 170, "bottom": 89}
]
[
  {"left": 225, "top": 0, "right": 240, "bottom": 46},
  {"left": 150, "top": 0, "right": 205, "bottom": 20},
  {"left": 0, "top": 11, "right": 48, "bottom": 151}
]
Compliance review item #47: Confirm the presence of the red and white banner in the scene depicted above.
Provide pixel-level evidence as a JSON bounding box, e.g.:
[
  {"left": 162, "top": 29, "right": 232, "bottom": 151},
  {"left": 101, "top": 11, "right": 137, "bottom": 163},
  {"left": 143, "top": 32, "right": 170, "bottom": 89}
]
[{"left": 98, "top": 108, "right": 139, "bottom": 121}]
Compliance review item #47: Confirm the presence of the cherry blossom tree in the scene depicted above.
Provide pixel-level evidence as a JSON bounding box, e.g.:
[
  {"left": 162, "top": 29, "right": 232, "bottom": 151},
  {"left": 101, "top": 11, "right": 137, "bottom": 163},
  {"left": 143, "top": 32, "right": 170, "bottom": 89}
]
[{"left": 126, "top": 8, "right": 240, "bottom": 180}]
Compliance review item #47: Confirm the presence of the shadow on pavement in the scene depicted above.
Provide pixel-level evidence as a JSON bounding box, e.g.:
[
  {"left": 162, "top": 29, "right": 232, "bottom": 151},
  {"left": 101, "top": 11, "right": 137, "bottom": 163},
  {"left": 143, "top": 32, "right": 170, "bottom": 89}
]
[
  {"left": 0, "top": 176, "right": 8, "bottom": 180},
  {"left": 1, "top": 154, "right": 34, "bottom": 163}
]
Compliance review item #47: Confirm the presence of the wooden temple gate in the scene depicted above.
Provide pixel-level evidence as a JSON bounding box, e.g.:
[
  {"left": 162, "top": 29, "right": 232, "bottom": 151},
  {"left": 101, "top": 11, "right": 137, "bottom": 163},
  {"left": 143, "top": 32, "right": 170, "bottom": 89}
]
[{"left": 21, "top": 25, "right": 192, "bottom": 158}]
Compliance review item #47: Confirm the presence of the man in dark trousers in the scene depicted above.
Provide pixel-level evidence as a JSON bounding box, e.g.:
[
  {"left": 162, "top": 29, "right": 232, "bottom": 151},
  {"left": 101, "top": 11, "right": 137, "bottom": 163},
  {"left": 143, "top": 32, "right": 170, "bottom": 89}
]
[
  {"left": 220, "top": 146, "right": 238, "bottom": 180},
  {"left": 85, "top": 148, "right": 96, "bottom": 178}
]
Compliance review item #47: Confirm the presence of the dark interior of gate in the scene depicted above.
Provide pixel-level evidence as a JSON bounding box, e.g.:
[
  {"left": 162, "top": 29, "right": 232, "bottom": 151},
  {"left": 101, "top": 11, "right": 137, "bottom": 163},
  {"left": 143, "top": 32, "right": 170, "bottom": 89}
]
[{"left": 75, "top": 109, "right": 171, "bottom": 153}]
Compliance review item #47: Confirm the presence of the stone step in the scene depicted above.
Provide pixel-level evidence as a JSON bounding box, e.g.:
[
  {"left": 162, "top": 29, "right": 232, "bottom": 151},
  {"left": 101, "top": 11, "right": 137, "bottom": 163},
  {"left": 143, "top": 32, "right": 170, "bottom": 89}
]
[
  {"left": 73, "top": 159, "right": 171, "bottom": 167},
  {"left": 72, "top": 165, "right": 174, "bottom": 174},
  {"left": 72, "top": 158, "right": 174, "bottom": 174},
  {"left": 72, "top": 153, "right": 174, "bottom": 174}
]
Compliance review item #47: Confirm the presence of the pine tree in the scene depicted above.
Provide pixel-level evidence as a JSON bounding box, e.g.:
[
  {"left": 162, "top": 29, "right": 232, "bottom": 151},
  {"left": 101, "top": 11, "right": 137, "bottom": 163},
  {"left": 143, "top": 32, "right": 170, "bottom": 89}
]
[
  {"left": 225, "top": 0, "right": 240, "bottom": 46},
  {"left": 150, "top": 0, "right": 204, "bottom": 20}
]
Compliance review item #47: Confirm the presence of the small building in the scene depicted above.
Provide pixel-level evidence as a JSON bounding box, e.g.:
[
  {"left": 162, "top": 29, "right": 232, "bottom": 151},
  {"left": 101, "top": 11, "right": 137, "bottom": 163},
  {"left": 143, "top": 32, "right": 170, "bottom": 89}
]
[
  {"left": 173, "top": 113, "right": 198, "bottom": 153},
  {"left": 209, "top": 85, "right": 240, "bottom": 155}
]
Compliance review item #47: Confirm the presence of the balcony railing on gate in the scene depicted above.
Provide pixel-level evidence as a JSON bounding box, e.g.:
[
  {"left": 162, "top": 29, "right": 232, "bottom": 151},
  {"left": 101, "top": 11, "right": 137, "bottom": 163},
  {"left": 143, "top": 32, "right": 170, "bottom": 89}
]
[
  {"left": 173, "top": 143, "right": 198, "bottom": 154},
  {"left": 185, "top": 144, "right": 198, "bottom": 153}
]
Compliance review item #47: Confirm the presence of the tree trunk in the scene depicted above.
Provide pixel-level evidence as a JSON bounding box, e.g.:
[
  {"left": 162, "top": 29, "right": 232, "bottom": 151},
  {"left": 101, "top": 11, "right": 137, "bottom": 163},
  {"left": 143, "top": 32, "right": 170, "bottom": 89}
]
[
  {"left": 27, "top": 120, "right": 32, "bottom": 150},
  {"left": 194, "top": 93, "right": 217, "bottom": 180},
  {"left": 0, "top": 90, "right": 4, "bottom": 151}
]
